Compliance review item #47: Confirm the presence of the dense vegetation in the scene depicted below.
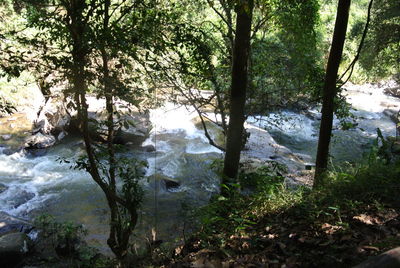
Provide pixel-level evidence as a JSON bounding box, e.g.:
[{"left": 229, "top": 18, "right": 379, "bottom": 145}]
[{"left": 0, "top": 0, "right": 399, "bottom": 267}]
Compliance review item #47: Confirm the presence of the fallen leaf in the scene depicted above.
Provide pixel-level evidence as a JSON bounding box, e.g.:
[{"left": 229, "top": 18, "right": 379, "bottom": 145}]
[
  {"left": 353, "top": 214, "right": 377, "bottom": 225},
  {"left": 362, "top": 245, "right": 379, "bottom": 251}
]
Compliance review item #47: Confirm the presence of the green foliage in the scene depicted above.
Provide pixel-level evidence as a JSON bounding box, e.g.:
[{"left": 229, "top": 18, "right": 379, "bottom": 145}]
[
  {"left": 316, "top": 145, "right": 400, "bottom": 207},
  {"left": 34, "top": 214, "right": 113, "bottom": 267},
  {"left": 238, "top": 163, "right": 286, "bottom": 192},
  {"left": 34, "top": 214, "right": 87, "bottom": 257},
  {"left": 206, "top": 151, "right": 399, "bottom": 265},
  {"left": 73, "top": 151, "right": 146, "bottom": 213},
  {"left": 359, "top": 0, "right": 400, "bottom": 80},
  {"left": 319, "top": 0, "right": 399, "bottom": 82},
  {"left": 197, "top": 163, "right": 301, "bottom": 245}
]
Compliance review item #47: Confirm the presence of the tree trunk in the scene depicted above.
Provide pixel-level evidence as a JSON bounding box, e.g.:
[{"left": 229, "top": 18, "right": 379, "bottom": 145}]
[
  {"left": 314, "top": 0, "right": 351, "bottom": 188},
  {"left": 223, "top": 0, "right": 254, "bottom": 186}
]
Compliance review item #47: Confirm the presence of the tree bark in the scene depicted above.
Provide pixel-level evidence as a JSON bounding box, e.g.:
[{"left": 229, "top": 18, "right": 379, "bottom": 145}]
[
  {"left": 314, "top": 0, "right": 351, "bottom": 188},
  {"left": 223, "top": 0, "right": 254, "bottom": 185}
]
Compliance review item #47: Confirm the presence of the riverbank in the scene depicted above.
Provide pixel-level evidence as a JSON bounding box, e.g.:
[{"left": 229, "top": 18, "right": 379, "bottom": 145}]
[{"left": 164, "top": 156, "right": 400, "bottom": 268}]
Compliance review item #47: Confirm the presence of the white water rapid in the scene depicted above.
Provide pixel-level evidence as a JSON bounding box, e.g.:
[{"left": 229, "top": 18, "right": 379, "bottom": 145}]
[{"left": 0, "top": 103, "right": 223, "bottom": 253}]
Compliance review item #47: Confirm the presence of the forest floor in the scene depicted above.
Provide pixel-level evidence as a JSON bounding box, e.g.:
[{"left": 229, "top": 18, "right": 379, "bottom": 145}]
[
  {"left": 166, "top": 201, "right": 400, "bottom": 267},
  {"left": 159, "top": 160, "right": 400, "bottom": 268}
]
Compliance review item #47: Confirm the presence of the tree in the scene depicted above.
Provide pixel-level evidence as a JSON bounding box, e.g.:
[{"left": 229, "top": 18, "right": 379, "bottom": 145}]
[
  {"left": 150, "top": 0, "right": 321, "bottom": 158},
  {"left": 17, "top": 0, "right": 165, "bottom": 264},
  {"left": 222, "top": 0, "right": 254, "bottom": 184},
  {"left": 314, "top": 0, "right": 351, "bottom": 187}
]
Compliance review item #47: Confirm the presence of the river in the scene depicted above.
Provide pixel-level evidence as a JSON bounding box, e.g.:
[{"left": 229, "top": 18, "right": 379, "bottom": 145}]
[{"left": 0, "top": 82, "right": 398, "bottom": 253}]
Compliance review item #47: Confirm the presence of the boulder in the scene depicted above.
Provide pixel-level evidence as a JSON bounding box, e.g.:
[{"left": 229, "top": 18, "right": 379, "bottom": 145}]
[
  {"left": 26, "top": 148, "right": 48, "bottom": 157},
  {"left": 113, "top": 114, "right": 151, "bottom": 145},
  {"left": 1, "top": 147, "right": 18, "bottom": 155},
  {"left": 24, "top": 132, "right": 56, "bottom": 150},
  {"left": 10, "top": 190, "right": 35, "bottom": 209},
  {"left": 149, "top": 174, "right": 181, "bottom": 191},
  {"left": 383, "top": 109, "right": 399, "bottom": 124},
  {"left": 114, "top": 126, "right": 148, "bottom": 145},
  {"left": 141, "top": 144, "right": 156, "bottom": 152},
  {"left": 163, "top": 179, "right": 180, "bottom": 190},
  {"left": 1, "top": 134, "right": 12, "bottom": 141},
  {"left": 57, "top": 130, "right": 67, "bottom": 141},
  {"left": 354, "top": 247, "right": 400, "bottom": 268},
  {"left": 68, "top": 110, "right": 151, "bottom": 146},
  {"left": 0, "top": 211, "right": 33, "bottom": 235},
  {"left": 384, "top": 86, "right": 400, "bottom": 99},
  {"left": 34, "top": 96, "right": 70, "bottom": 135},
  {"left": 0, "top": 232, "right": 33, "bottom": 267},
  {"left": 0, "top": 183, "right": 7, "bottom": 194},
  {"left": 243, "top": 124, "right": 305, "bottom": 173}
]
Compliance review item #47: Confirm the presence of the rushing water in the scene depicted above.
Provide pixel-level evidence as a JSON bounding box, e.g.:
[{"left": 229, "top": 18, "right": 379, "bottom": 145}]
[
  {"left": 248, "top": 108, "right": 396, "bottom": 163},
  {"left": 248, "top": 83, "right": 399, "bottom": 163},
  {"left": 0, "top": 104, "right": 222, "bottom": 254},
  {"left": 0, "top": 83, "right": 399, "bottom": 253}
]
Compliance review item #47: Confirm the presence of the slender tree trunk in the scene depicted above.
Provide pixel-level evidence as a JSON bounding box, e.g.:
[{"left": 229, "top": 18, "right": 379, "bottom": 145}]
[
  {"left": 314, "top": 0, "right": 351, "bottom": 188},
  {"left": 223, "top": 0, "right": 254, "bottom": 186}
]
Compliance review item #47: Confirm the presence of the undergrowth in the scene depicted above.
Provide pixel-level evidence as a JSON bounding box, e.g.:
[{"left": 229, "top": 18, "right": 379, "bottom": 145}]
[{"left": 174, "top": 141, "right": 400, "bottom": 267}]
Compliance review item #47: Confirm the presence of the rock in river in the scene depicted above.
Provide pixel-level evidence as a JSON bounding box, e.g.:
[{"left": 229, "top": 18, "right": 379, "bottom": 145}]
[
  {"left": 0, "top": 211, "right": 33, "bottom": 235},
  {"left": 11, "top": 190, "right": 35, "bottom": 209},
  {"left": 0, "top": 183, "right": 7, "bottom": 194},
  {"left": 142, "top": 144, "right": 156, "bottom": 152},
  {"left": 163, "top": 179, "right": 181, "bottom": 191},
  {"left": 0, "top": 232, "right": 33, "bottom": 267},
  {"left": 24, "top": 132, "right": 56, "bottom": 150},
  {"left": 1, "top": 134, "right": 12, "bottom": 141}
]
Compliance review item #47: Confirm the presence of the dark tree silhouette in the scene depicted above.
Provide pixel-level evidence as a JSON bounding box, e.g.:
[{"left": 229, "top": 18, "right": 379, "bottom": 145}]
[
  {"left": 223, "top": 0, "right": 254, "bottom": 186},
  {"left": 314, "top": 0, "right": 351, "bottom": 188}
]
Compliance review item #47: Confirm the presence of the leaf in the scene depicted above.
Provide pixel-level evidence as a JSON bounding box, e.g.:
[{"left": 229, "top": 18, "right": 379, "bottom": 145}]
[{"left": 218, "top": 196, "right": 227, "bottom": 201}]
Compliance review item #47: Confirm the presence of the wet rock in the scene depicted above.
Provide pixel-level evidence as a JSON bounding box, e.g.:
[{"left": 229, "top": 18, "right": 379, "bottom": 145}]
[
  {"left": 0, "top": 232, "right": 33, "bottom": 267},
  {"left": 0, "top": 211, "right": 33, "bottom": 235},
  {"left": 24, "top": 132, "right": 56, "bottom": 149},
  {"left": 142, "top": 144, "right": 156, "bottom": 152},
  {"left": 34, "top": 96, "right": 71, "bottom": 135},
  {"left": 354, "top": 247, "right": 400, "bottom": 268},
  {"left": 384, "top": 86, "right": 400, "bottom": 99},
  {"left": 11, "top": 191, "right": 35, "bottom": 209},
  {"left": 243, "top": 124, "right": 305, "bottom": 173},
  {"left": 57, "top": 130, "right": 67, "bottom": 141},
  {"left": 1, "top": 134, "right": 12, "bottom": 141},
  {"left": 26, "top": 148, "right": 48, "bottom": 157},
  {"left": 163, "top": 179, "right": 180, "bottom": 190},
  {"left": 0, "top": 183, "right": 7, "bottom": 194},
  {"left": 69, "top": 109, "right": 152, "bottom": 146},
  {"left": 2, "top": 147, "right": 20, "bottom": 156},
  {"left": 148, "top": 174, "right": 181, "bottom": 192},
  {"left": 383, "top": 109, "right": 399, "bottom": 124},
  {"left": 117, "top": 129, "right": 148, "bottom": 145},
  {"left": 117, "top": 114, "right": 151, "bottom": 145}
]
